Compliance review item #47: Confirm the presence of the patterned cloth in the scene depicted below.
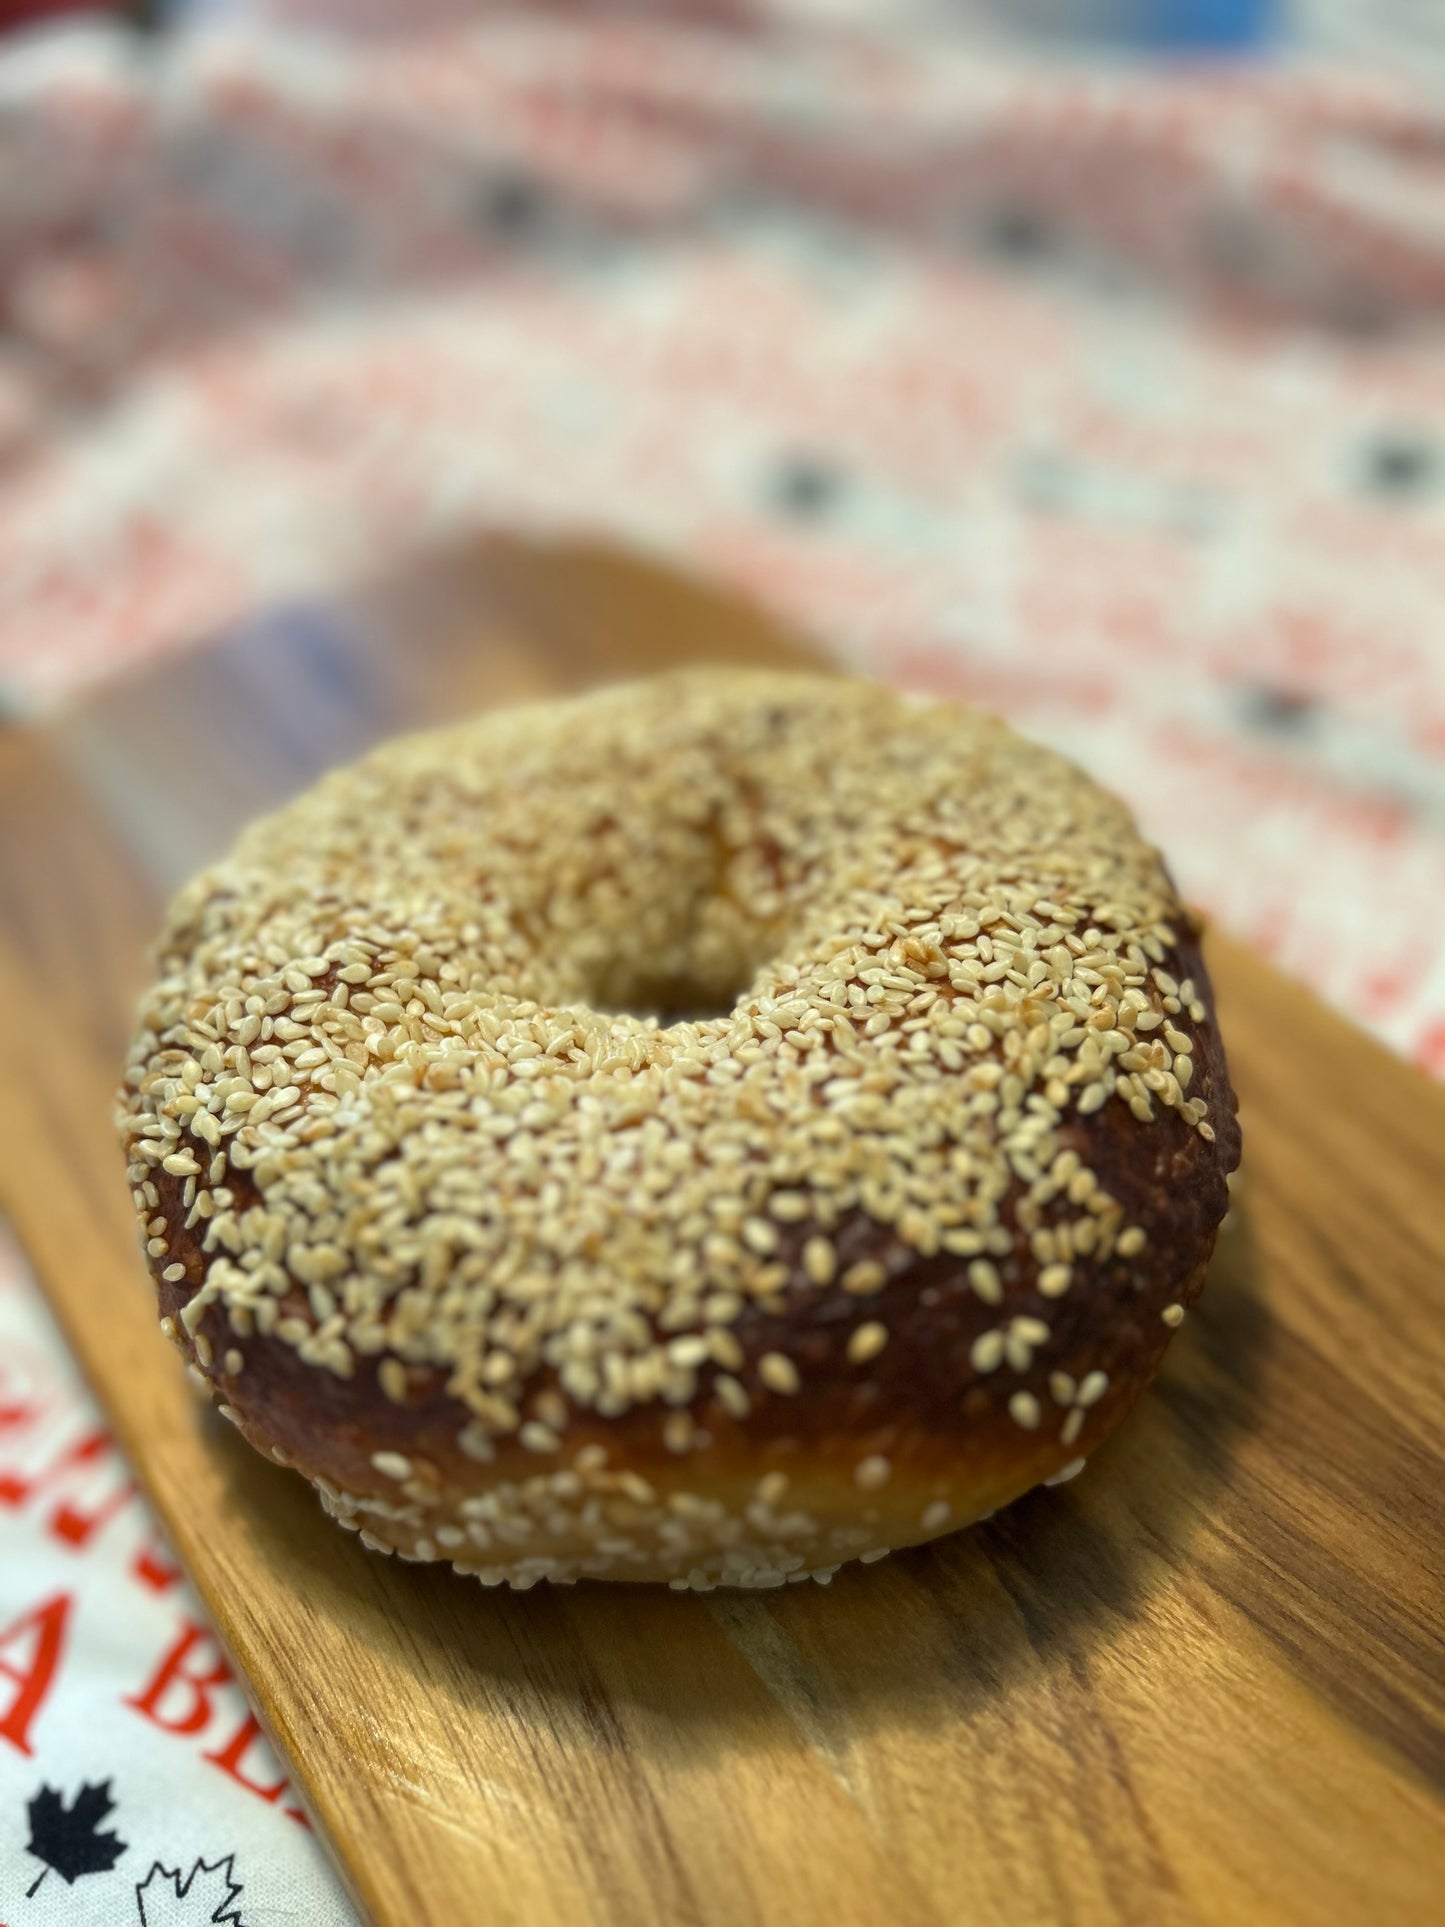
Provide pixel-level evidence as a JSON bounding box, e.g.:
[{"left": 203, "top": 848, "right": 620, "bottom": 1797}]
[
  {"left": 0, "top": 1230, "right": 357, "bottom": 1924},
  {"left": 2, "top": 9, "right": 1444, "bottom": 1922},
  {"left": 2, "top": 16, "right": 1443, "bottom": 1069}
]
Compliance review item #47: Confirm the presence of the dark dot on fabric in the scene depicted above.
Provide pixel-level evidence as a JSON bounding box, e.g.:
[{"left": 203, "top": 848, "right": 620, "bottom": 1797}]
[
  {"left": 1238, "top": 685, "right": 1316, "bottom": 733},
  {"left": 1331, "top": 298, "right": 1395, "bottom": 342},
  {"left": 1199, "top": 211, "right": 1267, "bottom": 280},
  {"left": 977, "top": 207, "right": 1056, "bottom": 261},
  {"left": 1363, "top": 433, "right": 1437, "bottom": 496},
  {"left": 475, "top": 174, "right": 548, "bottom": 236},
  {"left": 769, "top": 456, "right": 844, "bottom": 518}
]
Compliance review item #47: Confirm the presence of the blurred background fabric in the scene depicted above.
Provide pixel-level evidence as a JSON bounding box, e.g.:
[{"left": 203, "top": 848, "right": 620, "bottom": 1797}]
[
  {"left": 2, "top": 6, "right": 1443, "bottom": 1921},
  {"left": 2, "top": 4, "right": 1443, "bottom": 1076}
]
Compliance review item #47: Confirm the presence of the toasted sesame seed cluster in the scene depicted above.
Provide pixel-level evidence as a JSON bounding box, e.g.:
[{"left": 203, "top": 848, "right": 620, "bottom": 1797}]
[{"left": 118, "top": 670, "right": 1239, "bottom": 1590}]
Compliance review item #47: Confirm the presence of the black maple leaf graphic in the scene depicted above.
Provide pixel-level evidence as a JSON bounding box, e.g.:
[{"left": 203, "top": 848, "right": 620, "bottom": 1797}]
[{"left": 24, "top": 1779, "right": 127, "bottom": 1897}]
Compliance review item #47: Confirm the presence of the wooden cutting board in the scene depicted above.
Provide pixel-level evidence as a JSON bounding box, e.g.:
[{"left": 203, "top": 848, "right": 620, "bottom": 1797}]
[{"left": 0, "top": 537, "right": 1441, "bottom": 1927}]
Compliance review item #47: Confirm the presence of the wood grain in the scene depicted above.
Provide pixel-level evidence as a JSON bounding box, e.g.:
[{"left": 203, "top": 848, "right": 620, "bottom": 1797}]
[{"left": 1, "top": 535, "right": 1441, "bottom": 1927}]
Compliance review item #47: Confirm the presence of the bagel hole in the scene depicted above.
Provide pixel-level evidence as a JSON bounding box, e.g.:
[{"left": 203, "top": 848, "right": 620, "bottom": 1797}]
[
  {"left": 567, "top": 836, "right": 785, "bottom": 1027},
  {"left": 589, "top": 963, "right": 751, "bottom": 1027}
]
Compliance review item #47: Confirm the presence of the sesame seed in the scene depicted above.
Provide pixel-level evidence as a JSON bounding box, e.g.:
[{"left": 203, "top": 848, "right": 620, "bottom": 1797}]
[
  {"left": 742, "top": 1217, "right": 778, "bottom": 1256},
  {"left": 842, "top": 1260, "right": 887, "bottom": 1296},
  {"left": 854, "top": 1455, "right": 891, "bottom": 1491},
  {"left": 769, "top": 1191, "right": 810, "bottom": 1222},
  {"left": 758, "top": 1353, "right": 800, "bottom": 1396},
  {"left": 1038, "top": 1263, "right": 1072, "bottom": 1298},
  {"left": 1008, "top": 1391, "right": 1042, "bottom": 1430},
  {"left": 668, "top": 1335, "right": 710, "bottom": 1370},
  {"left": 967, "top": 1258, "right": 1003, "bottom": 1305},
  {"left": 1044, "top": 1457, "right": 1086, "bottom": 1487},
  {"left": 847, "top": 1322, "right": 889, "bottom": 1365},
  {"left": 970, "top": 1330, "right": 1005, "bottom": 1374},
  {"left": 1117, "top": 1226, "right": 1147, "bottom": 1258},
  {"left": 715, "top": 1373, "right": 751, "bottom": 1420},
  {"left": 921, "top": 1500, "right": 951, "bottom": 1532},
  {"left": 1162, "top": 1303, "right": 1186, "bottom": 1327},
  {"left": 378, "top": 1359, "right": 410, "bottom": 1404},
  {"left": 803, "top": 1236, "right": 836, "bottom": 1285},
  {"left": 371, "top": 1452, "right": 413, "bottom": 1481}
]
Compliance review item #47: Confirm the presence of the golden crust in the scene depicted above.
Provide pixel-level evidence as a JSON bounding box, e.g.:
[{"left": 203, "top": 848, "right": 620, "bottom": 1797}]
[{"left": 122, "top": 670, "right": 1240, "bottom": 1589}]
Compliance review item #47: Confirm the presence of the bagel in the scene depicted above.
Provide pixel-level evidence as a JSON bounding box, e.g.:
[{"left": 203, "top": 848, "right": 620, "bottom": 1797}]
[{"left": 118, "top": 669, "right": 1240, "bottom": 1589}]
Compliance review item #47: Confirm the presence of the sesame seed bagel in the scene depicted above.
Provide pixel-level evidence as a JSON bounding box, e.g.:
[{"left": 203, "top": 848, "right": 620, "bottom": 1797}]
[{"left": 118, "top": 669, "right": 1240, "bottom": 1590}]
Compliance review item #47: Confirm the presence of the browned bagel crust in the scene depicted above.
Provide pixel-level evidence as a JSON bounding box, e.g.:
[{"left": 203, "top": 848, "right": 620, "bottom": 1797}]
[{"left": 121, "top": 672, "right": 1240, "bottom": 1589}]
